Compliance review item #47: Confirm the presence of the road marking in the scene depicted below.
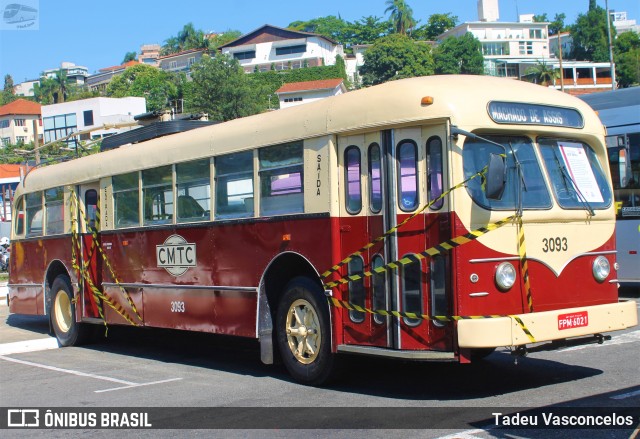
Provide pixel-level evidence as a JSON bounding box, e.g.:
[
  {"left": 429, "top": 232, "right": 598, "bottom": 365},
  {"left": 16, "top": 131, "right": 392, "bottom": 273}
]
[
  {"left": 95, "top": 377, "right": 183, "bottom": 393},
  {"left": 610, "top": 389, "right": 640, "bottom": 400},
  {"left": 559, "top": 330, "right": 640, "bottom": 352},
  {"left": 435, "top": 429, "right": 488, "bottom": 439},
  {"left": 0, "top": 337, "right": 59, "bottom": 355}
]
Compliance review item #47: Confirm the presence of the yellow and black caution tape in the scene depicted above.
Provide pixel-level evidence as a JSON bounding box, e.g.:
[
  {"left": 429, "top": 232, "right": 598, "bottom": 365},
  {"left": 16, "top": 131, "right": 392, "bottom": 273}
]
[
  {"left": 323, "top": 215, "right": 515, "bottom": 289},
  {"left": 517, "top": 216, "right": 534, "bottom": 312},
  {"left": 328, "top": 297, "right": 536, "bottom": 343},
  {"left": 320, "top": 166, "right": 489, "bottom": 280}
]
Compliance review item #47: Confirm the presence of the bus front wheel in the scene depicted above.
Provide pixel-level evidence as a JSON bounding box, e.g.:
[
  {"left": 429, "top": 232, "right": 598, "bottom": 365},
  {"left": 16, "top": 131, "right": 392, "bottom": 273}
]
[
  {"left": 276, "top": 277, "right": 335, "bottom": 385},
  {"left": 50, "top": 275, "right": 91, "bottom": 347}
]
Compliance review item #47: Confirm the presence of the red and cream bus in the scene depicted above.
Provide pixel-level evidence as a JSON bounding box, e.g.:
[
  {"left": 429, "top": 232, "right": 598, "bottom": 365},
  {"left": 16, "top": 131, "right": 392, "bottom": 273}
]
[{"left": 7, "top": 75, "right": 637, "bottom": 385}]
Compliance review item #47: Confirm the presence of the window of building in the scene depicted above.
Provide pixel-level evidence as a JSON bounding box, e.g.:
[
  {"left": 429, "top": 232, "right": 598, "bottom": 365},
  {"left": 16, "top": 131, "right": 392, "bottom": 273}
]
[
  {"left": 83, "top": 110, "right": 94, "bottom": 126},
  {"left": 16, "top": 136, "right": 26, "bottom": 144},
  {"left": 397, "top": 140, "right": 418, "bottom": 211},
  {"left": 348, "top": 256, "right": 365, "bottom": 323},
  {"left": 284, "top": 97, "right": 303, "bottom": 103},
  {"left": 368, "top": 143, "right": 383, "bottom": 213},
  {"left": 427, "top": 136, "right": 444, "bottom": 210},
  {"left": 0, "top": 120, "right": 9, "bottom": 128},
  {"left": 345, "top": 146, "right": 362, "bottom": 214},
  {"left": 215, "top": 151, "right": 254, "bottom": 219},
  {"left": 113, "top": 172, "right": 140, "bottom": 228},
  {"left": 170, "top": 61, "right": 178, "bottom": 69},
  {"left": 25, "top": 191, "right": 43, "bottom": 237},
  {"left": 259, "top": 141, "right": 304, "bottom": 216},
  {"left": 43, "top": 113, "right": 77, "bottom": 147},
  {"left": 529, "top": 29, "right": 543, "bottom": 39},
  {"left": 519, "top": 41, "right": 534, "bottom": 55},
  {"left": 188, "top": 57, "right": 196, "bottom": 66},
  {"left": 233, "top": 50, "right": 256, "bottom": 60},
  {"left": 14, "top": 119, "right": 25, "bottom": 127},
  {"left": 275, "top": 44, "right": 307, "bottom": 56},
  {"left": 45, "top": 186, "right": 64, "bottom": 235},
  {"left": 176, "top": 159, "right": 210, "bottom": 222},
  {"left": 1, "top": 138, "right": 9, "bottom": 147},
  {"left": 142, "top": 166, "right": 173, "bottom": 225}
]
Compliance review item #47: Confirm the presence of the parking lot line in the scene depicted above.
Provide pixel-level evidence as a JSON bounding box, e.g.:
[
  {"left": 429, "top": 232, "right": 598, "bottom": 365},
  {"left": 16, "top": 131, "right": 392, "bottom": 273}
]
[
  {"left": 0, "top": 337, "right": 59, "bottom": 355},
  {"left": 94, "top": 377, "right": 183, "bottom": 393}
]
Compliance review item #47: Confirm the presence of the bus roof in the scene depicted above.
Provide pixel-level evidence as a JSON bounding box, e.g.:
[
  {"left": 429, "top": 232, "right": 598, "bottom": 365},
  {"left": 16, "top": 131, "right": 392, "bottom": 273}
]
[
  {"left": 579, "top": 87, "right": 640, "bottom": 135},
  {"left": 579, "top": 87, "right": 640, "bottom": 111},
  {"left": 18, "top": 75, "right": 602, "bottom": 195}
]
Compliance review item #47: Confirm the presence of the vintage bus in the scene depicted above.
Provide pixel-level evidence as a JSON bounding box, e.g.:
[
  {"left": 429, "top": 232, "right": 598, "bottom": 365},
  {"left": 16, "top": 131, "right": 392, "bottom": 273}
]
[
  {"left": 7, "top": 76, "right": 637, "bottom": 385},
  {"left": 580, "top": 87, "right": 640, "bottom": 288}
]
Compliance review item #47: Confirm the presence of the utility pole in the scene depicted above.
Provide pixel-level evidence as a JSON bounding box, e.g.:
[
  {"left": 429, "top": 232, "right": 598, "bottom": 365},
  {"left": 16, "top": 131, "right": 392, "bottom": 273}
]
[
  {"left": 32, "top": 119, "right": 40, "bottom": 165},
  {"left": 605, "top": 0, "right": 617, "bottom": 90}
]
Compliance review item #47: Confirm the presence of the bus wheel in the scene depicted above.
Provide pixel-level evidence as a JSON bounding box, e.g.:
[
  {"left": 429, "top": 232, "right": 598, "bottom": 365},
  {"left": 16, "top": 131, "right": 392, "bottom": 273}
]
[
  {"left": 50, "top": 275, "right": 89, "bottom": 347},
  {"left": 276, "top": 277, "right": 335, "bottom": 385}
]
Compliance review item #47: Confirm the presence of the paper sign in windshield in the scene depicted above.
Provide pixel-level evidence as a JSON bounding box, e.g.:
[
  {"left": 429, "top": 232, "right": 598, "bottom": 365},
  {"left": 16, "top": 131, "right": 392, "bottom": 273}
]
[{"left": 558, "top": 142, "right": 604, "bottom": 203}]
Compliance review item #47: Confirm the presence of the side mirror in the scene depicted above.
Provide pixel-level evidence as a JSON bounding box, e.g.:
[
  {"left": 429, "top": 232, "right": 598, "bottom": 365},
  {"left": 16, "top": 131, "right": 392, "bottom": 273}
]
[{"left": 485, "top": 153, "right": 506, "bottom": 200}]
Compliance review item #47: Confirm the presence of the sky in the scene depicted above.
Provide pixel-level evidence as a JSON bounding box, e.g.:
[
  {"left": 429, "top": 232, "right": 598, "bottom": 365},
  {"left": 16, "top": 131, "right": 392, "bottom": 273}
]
[{"left": 0, "top": 0, "right": 639, "bottom": 83}]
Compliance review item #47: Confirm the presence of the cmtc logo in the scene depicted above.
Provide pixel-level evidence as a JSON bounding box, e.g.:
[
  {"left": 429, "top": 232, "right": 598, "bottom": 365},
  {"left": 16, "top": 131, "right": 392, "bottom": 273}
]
[
  {"left": 1, "top": 1, "right": 39, "bottom": 30},
  {"left": 7, "top": 409, "right": 39, "bottom": 427},
  {"left": 156, "top": 234, "right": 196, "bottom": 276}
]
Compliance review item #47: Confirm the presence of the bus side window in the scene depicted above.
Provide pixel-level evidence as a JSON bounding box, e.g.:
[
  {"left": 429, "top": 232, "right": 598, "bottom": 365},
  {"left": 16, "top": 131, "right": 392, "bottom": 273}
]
[
  {"left": 113, "top": 172, "right": 140, "bottom": 229},
  {"left": 142, "top": 166, "right": 173, "bottom": 225},
  {"left": 368, "top": 143, "right": 383, "bottom": 213},
  {"left": 45, "top": 186, "right": 64, "bottom": 235},
  {"left": 14, "top": 196, "right": 25, "bottom": 236},
  {"left": 348, "top": 256, "right": 365, "bottom": 323},
  {"left": 344, "top": 145, "right": 362, "bottom": 214},
  {"left": 85, "top": 189, "right": 98, "bottom": 230},
  {"left": 402, "top": 254, "right": 423, "bottom": 327},
  {"left": 259, "top": 141, "right": 304, "bottom": 216},
  {"left": 397, "top": 140, "right": 419, "bottom": 212},
  {"left": 371, "top": 254, "right": 386, "bottom": 324},
  {"left": 427, "top": 136, "right": 444, "bottom": 210},
  {"left": 25, "top": 191, "right": 43, "bottom": 237},
  {"left": 176, "top": 159, "right": 210, "bottom": 223},
  {"left": 215, "top": 151, "right": 254, "bottom": 219}
]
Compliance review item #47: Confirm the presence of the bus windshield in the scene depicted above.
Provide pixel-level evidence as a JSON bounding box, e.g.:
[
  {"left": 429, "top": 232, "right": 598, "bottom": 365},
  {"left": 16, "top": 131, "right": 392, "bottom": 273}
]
[
  {"left": 463, "top": 135, "right": 551, "bottom": 210},
  {"left": 539, "top": 138, "right": 612, "bottom": 211}
]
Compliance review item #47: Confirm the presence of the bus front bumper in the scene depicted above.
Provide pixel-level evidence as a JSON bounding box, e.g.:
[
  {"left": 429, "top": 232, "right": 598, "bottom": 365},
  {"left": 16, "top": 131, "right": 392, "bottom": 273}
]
[{"left": 457, "top": 300, "right": 638, "bottom": 348}]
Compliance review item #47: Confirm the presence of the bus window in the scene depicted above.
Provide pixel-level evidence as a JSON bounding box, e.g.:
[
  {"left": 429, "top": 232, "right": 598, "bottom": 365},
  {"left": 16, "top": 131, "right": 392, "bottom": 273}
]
[
  {"left": 463, "top": 136, "right": 551, "bottom": 210},
  {"left": 45, "top": 187, "right": 64, "bottom": 235},
  {"left": 14, "top": 197, "right": 25, "bottom": 236},
  {"left": 397, "top": 141, "right": 418, "bottom": 211},
  {"left": 368, "top": 143, "right": 383, "bottom": 213},
  {"left": 345, "top": 146, "right": 362, "bottom": 214},
  {"left": 402, "top": 254, "right": 422, "bottom": 327},
  {"left": 427, "top": 137, "right": 444, "bottom": 210},
  {"left": 176, "top": 159, "right": 210, "bottom": 223},
  {"left": 85, "top": 189, "right": 98, "bottom": 230},
  {"left": 371, "top": 254, "right": 386, "bottom": 325},
  {"left": 143, "top": 166, "right": 173, "bottom": 225},
  {"left": 539, "top": 139, "right": 613, "bottom": 211},
  {"left": 25, "top": 192, "right": 43, "bottom": 237},
  {"left": 348, "top": 256, "right": 365, "bottom": 323},
  {"left": 215, "top": 151, "right": 254, "bottom": 219},
  {"left": 430, "top": 255, "right": 448, "bottom": 325},
  {"left": 259, "top": 141, "right": 303, "bottom": 216},
  {"left": 113, "top": 172, "right": 140, "bottom": 229}
]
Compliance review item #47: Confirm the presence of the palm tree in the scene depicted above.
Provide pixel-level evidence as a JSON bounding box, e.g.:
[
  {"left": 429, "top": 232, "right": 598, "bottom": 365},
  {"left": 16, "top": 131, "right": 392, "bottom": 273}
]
[
  {"left": 52, "top": 69, "right": 70, "bottom": 103},
  {"left": 385, "top": 0, "right": 416, "bottom": 35},
  {"left": 526, "top": 60, "right": 561, "bottom": 86}
]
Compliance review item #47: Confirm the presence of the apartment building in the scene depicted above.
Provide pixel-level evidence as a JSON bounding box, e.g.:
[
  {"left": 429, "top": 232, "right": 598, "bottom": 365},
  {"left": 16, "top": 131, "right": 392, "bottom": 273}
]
[{"left": 0, "top": 99, "right": 42, "bottom": 147}]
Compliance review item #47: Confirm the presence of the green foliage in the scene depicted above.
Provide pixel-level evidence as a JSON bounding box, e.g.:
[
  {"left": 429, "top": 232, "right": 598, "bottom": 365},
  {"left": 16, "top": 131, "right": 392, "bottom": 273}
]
[
  {"left": 33, "top": 76, "right": 56, "bottom": 105},
  {"left": 615, "top": 32, "right": 640, "bottom": 87},
  {"left": 189, "top": 54, "right": 266, "bottom": 121},
  {"left": 106, "top": 64, "right": 178, "bottom": 111},
  {"left": 1, "top": 74, "right": 17, "bottom": 105},
  {"left": 288, "top": 15, "right": 350, "bottom": 42},
  {"left": 571, "top": 6, "right": 614, "bottom": 62},
  {"left": 162, "top": 23, "right": 209, "bottom": 55},
  {"left": 122, "top": 51, "right": 137, "bottom": 63},
  {"left": 413, "top": 13, "right": 458, "bottom": 40},
  {"left": 351, "top": 16, "right": 392, "bottom": 44},
  {"left": 525, "top": 60, "right": 561, "bottom": 85},
  {"left": 208, "top": 30, "right": 242, "bottom": 49},
  {"left": 434, "top": 33, "right": 484, "bottom": 75},
  {"left": 385, "top": 0, "right": 416, "bottom": 35},
  {"left": 359, "top": 34, "right": 434, "bottom": 86}
]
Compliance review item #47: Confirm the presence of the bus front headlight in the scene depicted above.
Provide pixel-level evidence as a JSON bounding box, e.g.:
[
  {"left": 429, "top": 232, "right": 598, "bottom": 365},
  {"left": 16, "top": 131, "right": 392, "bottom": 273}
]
[
  {"left": 495, "top": 262, "right": 517, "bottom": 291},
  {"left": 592, "top": 256, "right": 610, "bottom": 282}
]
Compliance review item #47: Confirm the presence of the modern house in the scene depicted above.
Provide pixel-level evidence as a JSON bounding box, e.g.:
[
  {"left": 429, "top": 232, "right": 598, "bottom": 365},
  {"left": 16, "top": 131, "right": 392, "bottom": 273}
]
[
  {"left": 158, "top": 48, "right": 207, "bottom": 77},
  {"left": 86, "top": 60, "right": 140, "bottom": 93},
  {"left": 41, "top": 97, "right": 146, "bottom": 146},
  {"left": 219, "top": 24, "right": 344, "bottom": 73},
  {"left": 42, "top": 62, "right": 89, "bottom": 85},
  {"left": 139, "top": 44, "right": 161, "bottom": 67},
  {"left": 0, "top": 99, "right": 42, "bottom": 147},
  {"left": 13, "top": 79, "right": 39, "bottom": 97},
  {"left": 275, "top": 79, "right": 346, "bottom": 109}
]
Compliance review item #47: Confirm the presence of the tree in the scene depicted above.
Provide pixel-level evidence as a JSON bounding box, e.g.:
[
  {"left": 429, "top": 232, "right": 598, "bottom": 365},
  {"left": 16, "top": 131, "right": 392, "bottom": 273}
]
[
  {"left": 359, "top": 34, "right": 434, "bottom": 86},
  {"left": 525, "top": 60, "right": 560, "bottom": 86},
  {"left": 351, "top": 16, "right": 392, "bottom": 44},
  {"left": 207, "top": 30, "right": 242, "bottom": 49},
  {"left": 52, "top": 69, "right": 71, "bottom": 103},
  {"left": 571, "top": 6, "right": 615, "bottom": 62},
  {"left": 288, "top": 16, "right": 350, "bottom": 42},
  {"left": 1, "top": 74, "right": 16, "bottom": 105},
  {"left": 413, "top": 13, "right": 458, "bottom": 40},
  {"left": 106, "top": 64, "right": 178, "bottom": 111},
  {"left": 434, "top": 33, "right": 484, "bottom": 75},
  {"left": 33, "top": 76, "right": 57, "bottom": 105},
  {"left": 122, "top": 51, "right": 137, "bottom": 63},
  {"left": 162, "top": 23, "right": 209, "bottom": 55},
  {"left": 614, "top": 31, "right": 640, "bottom": 87},
  {"left": 385, "top": 0, "right": 416, "bottom": 35},
  {"left": 189, "top": 54, "right": 265, "bottom": 121}
]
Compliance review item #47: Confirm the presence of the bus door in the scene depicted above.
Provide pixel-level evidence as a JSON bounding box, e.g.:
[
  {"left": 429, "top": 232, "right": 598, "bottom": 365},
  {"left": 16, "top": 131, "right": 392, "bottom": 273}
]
[
  {"left": 386, "top": 126, "right": 453, "bottom": 352},
  {"left": 78, "top": 184, "right": 102, "bottom": 319},
  {"left": 338, "top": 133, "right": 389, "bottom": 348}
]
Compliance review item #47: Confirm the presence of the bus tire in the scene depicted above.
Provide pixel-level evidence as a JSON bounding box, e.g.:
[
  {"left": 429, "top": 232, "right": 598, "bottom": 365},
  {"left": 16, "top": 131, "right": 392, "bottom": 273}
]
[
  {"left": 50, "top": 274, "right": 91, "bottom": 347},
  {"left": 276, "top": 276, "right": 335, "bottom": 386}
]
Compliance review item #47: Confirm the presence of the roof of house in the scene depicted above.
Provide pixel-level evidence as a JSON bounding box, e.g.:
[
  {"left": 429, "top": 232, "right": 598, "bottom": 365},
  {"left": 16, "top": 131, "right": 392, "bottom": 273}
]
[
  {"left": 157, "top": 48, "right": 207, "bottom": 60},
  {"left": 0, "top": 164, "right": 27, "bottom": 179},
  {"left": 0, "top": 99, "right": 41, "bottom": 117},
  {"left": 98, "top": 60, "right": 140, "bottom": 73},
  {"left": 276, "top": 79, "right": 344, "bottom": 94},
  {"left": 220, "top": 24, "right": 338, "bottom": 49}
]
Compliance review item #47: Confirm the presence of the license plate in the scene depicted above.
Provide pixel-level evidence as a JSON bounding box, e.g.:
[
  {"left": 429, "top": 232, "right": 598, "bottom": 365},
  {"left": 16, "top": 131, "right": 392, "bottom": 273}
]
[{"left": 558, "top": 311, "right": 589, "bottom": 330}]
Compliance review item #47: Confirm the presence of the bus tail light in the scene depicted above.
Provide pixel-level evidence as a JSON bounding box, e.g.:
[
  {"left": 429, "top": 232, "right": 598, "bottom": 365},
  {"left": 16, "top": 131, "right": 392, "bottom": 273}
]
[
  {"left": 592, "top": 256, "right": 610, "bottom": 282},
  {"left": 495, "top": 262, "right": 517, "bottom": 291}
]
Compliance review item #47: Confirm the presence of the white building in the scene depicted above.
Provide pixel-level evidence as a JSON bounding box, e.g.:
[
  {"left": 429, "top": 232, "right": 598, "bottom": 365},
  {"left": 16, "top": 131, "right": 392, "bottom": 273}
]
[
  {"left": 42, "top": 62, "right": 89, "bottom": 85},
  {"left": 0, "top": 99, "right": 42, "bottom": 147},
  {"left": 220, "top": 24, "right": 344, "bottom": 73},
  {"left": 13, "top": 79, "right": 39, "bottom": 97},
  {"left": 611, "top": 11, "right": 640, "bottom": 34},
  {"left": 41, "top": 97, "right": 146, "bottom": 146},
  {"left": 275, "top": 79, "right": 346, "bottom": 109}
]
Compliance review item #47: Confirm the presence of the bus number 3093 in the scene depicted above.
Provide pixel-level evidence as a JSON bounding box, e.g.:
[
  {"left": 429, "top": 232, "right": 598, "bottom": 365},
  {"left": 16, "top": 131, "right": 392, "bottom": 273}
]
[
  {"left": 170, "top": 301, "right": 186, "bottom": 313},
  {"left": 542, "top": 237, "right": 568, "bottom": 253}
]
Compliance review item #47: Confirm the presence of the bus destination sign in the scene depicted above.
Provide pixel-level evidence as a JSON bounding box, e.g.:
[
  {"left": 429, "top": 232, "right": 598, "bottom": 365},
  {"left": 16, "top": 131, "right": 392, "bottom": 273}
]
[{"left": 488, "top": 102, "right": 583, "bottom": 128}]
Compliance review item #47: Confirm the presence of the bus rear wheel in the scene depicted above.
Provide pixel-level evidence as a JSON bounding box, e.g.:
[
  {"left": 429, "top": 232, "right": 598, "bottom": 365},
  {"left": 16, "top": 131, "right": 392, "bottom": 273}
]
[
  {"left": 276, "top": 277, "right": 335, "bottom": 385},
  {"left": 50, "top": 275, "right": 92, "bottom": 346}
]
